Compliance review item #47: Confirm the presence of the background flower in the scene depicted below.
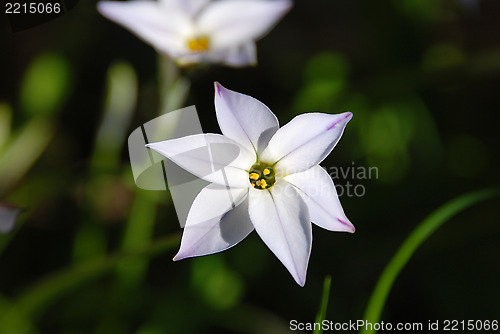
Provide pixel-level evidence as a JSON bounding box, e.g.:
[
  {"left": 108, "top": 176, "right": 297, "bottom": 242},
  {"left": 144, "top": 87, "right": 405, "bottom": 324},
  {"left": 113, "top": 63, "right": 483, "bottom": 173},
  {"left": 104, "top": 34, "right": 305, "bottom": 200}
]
[{"left": 97, "top": 0, "right": 292, "bottom": 66}]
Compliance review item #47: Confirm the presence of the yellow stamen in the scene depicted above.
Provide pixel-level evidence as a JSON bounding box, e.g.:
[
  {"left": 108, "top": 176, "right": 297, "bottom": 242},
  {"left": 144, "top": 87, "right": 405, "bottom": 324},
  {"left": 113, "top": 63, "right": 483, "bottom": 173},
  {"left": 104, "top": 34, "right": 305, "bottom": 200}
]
[
  {"left": 248, "top": 162, "right": 275, "bottom": 190},
  {"left": 187, "top": 37, "right": 209, "bottom": 52},
  {"left": 249, "top": 172, "right": 259, "bottom": 180}
]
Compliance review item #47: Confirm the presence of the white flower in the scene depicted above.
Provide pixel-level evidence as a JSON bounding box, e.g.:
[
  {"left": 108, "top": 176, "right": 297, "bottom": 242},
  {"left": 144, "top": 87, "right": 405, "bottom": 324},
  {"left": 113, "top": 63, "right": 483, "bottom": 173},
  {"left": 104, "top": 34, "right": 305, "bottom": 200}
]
[
  {"left": 97, "top": 0, "right": 292, "bottom": 67},
  {"left": 147, "top": 82, "right": 354, "bottom": 286}
]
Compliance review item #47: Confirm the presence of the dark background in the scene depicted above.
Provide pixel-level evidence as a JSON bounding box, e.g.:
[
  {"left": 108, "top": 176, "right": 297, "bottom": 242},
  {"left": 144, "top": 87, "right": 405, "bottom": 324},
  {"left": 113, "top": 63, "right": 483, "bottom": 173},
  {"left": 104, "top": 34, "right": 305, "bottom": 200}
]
[{"left": 1, "top": 0, "right": 499, "bottom": 333}]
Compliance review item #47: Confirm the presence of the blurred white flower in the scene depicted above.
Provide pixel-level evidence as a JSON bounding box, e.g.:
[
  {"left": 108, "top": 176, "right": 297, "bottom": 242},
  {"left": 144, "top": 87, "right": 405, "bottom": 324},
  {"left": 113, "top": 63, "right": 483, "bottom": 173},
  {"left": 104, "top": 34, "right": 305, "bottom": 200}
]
[
  {"left": 0, "top": 203, "right": 22, "bottom": 234},
  {"left": 147, "top": 82, "right": 354, "bottom": 286},
  {"left": 98, "top": 0, "right": 292, "bottom": 67}
]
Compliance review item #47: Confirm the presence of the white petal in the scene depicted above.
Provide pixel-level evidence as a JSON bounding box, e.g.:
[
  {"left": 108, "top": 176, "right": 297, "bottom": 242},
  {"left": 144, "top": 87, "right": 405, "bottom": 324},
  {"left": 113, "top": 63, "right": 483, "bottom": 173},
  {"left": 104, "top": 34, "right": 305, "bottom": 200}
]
[
  {"left": 215, "top": 42, "right": 258, "bottom": 67},
  {"left": 97, "top": 1, "right": 190, "bottom": 56},
  {"left": 285, "top": 166, "right": 354, "bottom": 233},
  {"left": 160, "top": 0, "right": 209, "bottom": 16},
  {"left": 174, "top": 185, "right": 253, "bottom": 260},
  {"left": 0, "top": 203, "right": 22, "bottom": 234},
  {"left": 146, "top": 134, "right": 255, "bottom": 188},
  {"left": 174, "top": 53, "right": 205, "bottom": 66},
  {"left": 214, "top": 82, "right": 279, "bottom": 155},
  {"left": 175, "top": 43, "right": 257, "bottom": 67},
  {"left": 198, "top": 0, "right": 292, "bottom": 50},
  {"left": 261, "top": 112, "right": 353, "bottom": 174},
  {"left": 248, "top": 181, "right": 312, "bottom": 286}
]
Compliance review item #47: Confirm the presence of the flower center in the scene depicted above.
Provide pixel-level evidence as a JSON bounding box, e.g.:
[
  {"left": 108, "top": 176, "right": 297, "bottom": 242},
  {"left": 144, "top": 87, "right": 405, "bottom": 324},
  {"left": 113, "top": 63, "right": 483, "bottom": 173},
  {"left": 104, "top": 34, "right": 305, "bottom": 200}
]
[
  {"left": 187, "top": 36, "right": 210, "bottom": 52},
  {"left": 249, "top": 162, "right": 275, "bottom": 190}
]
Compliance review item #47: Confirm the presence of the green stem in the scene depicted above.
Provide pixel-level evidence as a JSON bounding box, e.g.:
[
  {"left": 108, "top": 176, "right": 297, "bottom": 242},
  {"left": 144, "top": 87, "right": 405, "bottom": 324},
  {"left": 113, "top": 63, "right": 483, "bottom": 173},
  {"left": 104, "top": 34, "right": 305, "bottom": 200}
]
[
  {"left": 115, "top": 55, "right": 190, "bottom": 288},
  {"left": 313, "top": 275, "right": 332, "bottom": 334},
  {"left": 0, "top": 117, "right": 54, "bottom": 196},
  {"left": 115, "top": 190, "right": 163, "bottom": 287},
  {"left": 361, "top": 188, "right": 500, "bottom": 334}
]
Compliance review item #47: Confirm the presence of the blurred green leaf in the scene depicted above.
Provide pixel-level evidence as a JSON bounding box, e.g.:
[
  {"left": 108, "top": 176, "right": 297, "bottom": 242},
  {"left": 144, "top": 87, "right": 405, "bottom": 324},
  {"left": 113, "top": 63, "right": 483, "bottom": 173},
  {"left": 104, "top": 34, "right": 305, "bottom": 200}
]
[
  {"left": 158, "top": 54, "right": 191, "bottom": 114},
  {"left": 72, "top": 222, "right": 108, "bottom": 263},
  {"left": 421, "top": 43, "right": 466, "bottom": 71},
  {"left": 313, "top": 275, "right": 332, "bottom": 334},
  {"left": 358, "top": 105, "right": 412, "bottom": 182},
  {"left": 303, "top": 53, "right": 349, "bottom": 84},
  {"left": 19, "top": 53, "right": 72, "bottom": 116},
  {"left": 293, "top": 81, "right": 345, "bottom": 114},
  {"left": 393, "top": 0, "right": 446, "bottom": 22},
  {"left": 361, "top": 188, "right": 500, "bottom": 334},
  {"left": 357, "top": 95, "right": 443, "bottom": 183},
  {"left": 73, "top": 61, "right": 137, "bottom": 266},
  {"left": 191, "top": 257, "right": 244, "bottom": 310},
  {"left": 92, "top": 61, "right": 137, "bottom": 173},
  {"left": 0, "top": 117, "right": 54, "bottom": 195},
  {"left": 0, "top": 296, "right": 38, "bottom": 334},
  {"left": 292, "top": 53, "right": 349, "bottom": 115},
  {"left": 115, "top": 190, "right": 161, "bottom": 288},
  {"left": 0, "top": 102, "right": 12, "bottom": 152}
]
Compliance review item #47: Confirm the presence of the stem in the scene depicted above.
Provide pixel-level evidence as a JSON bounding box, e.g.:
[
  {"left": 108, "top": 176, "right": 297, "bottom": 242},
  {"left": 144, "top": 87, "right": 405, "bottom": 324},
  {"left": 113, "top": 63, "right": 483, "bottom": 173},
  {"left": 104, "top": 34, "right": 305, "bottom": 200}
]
[
  {"left": 361, "top": 188, "right": 500, "bottom": 334},
  {"left": 115, "top": 55, "right": 190, "bottom": 287},
  {"left": 313, "top": 275, "right": 332, "bottom": 334}
]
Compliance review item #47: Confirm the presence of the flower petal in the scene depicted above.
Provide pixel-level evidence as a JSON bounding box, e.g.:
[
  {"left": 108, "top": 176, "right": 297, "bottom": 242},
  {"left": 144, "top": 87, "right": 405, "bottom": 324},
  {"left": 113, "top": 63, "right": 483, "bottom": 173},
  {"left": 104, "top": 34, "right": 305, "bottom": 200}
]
[
  {"left": 174, "top": 184, "right": 253, "bottom": 260},
  {"left": 160, "top": 0, "right": 209, "bottom": 16},
  {"left": 176, "top": 43, "right": 257, "bottom": 67},
  {"left": 217, "top": 42, "right": 258, "bottom": 67},
  {"left": 97, "top": 1, "right": 190, "bottom": 56},
  {"left": 285, "top": 166, "right": 355, "bottom": 233},
  {"left": 261, "top": 112, "right": 353, "bottom": 174},
  {"left": 214, "top": 82, "right": 279, "bottom": 155},
  {"left": 0, "top": 203, "right": 22, "bottom": 234},
  {"left": 248, "top": 181, "right": 312, "bottom": 286},
  {"left": 198, "top": 0, "right": 292, "bottom": 50},
  {"left": 146, "top": 134, "right": 255, "bottom": 188}
]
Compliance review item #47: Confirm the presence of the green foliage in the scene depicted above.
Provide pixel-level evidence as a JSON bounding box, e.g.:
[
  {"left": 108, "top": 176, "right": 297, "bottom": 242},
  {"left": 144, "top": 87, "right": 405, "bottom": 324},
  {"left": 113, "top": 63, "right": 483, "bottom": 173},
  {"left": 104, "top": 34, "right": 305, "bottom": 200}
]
[
  {"left": 361, "top": 188, "right": 500, "bottom": 334},
  {"left": 421, "top": 44, "right": 466, "bottom": 71},
  {"left": 191, "top": 256, "right": 245, "bottom": 310},
  {"left": 0, "top": 103, "right": 12, "bottom": 152},
  {"left": 313, "top": 275, "right": 332, "bottom": 334},
  {"left": 392, "top": 0, "right": 446, "bottom": 22},
  {"left": 19, "top": 53, "right": 72, "bottom": 116},
  {"left": 292, "top": 52, "right": 348, "bottom": 115},
  {"left": 0, "top": 117, "right": 54, "bottom": 195}
]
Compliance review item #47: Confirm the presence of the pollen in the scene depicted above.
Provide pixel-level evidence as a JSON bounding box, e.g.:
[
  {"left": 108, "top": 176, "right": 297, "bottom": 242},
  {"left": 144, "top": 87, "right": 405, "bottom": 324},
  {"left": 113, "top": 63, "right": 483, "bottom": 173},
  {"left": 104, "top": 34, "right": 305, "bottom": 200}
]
[
  {"left": 260, "top": 179, "right": 267, "bottom": 188},
  {"left": 249, "top": 172, "right": 260, "bottom": 180},
  {"left": 263, "top": 168, "right": 271, "bottom": 176},
  {"left": 187, "top": 37, "right": 209, "bottom": 52}
]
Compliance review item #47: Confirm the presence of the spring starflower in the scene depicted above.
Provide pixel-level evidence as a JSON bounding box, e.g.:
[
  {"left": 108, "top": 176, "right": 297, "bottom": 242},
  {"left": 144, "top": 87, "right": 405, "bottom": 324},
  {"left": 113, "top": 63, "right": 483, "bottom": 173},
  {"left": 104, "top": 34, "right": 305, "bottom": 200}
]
[
  {"left": 147, "top": 83, "right": 354, "bottom": 286},
  {"left": 97, "top": 0, "right": 292, "bottom": 67}
]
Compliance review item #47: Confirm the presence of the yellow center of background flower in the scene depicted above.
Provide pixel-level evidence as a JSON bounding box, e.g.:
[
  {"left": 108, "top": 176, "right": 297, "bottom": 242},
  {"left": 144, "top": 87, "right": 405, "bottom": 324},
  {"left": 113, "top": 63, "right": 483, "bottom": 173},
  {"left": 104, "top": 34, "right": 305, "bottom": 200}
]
[{"left": 187, "top": 37, "right": 210, "bottom": 52}]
